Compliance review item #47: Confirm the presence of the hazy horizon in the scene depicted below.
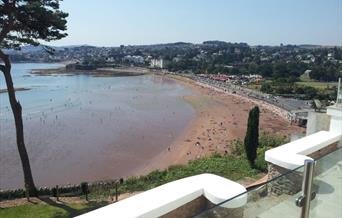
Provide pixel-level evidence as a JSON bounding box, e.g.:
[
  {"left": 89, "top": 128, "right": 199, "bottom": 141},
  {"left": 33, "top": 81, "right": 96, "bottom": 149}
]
[
  {"left": 43, "top": 41, "right": 341, "bottom": 48},
  {"left": 45, "top": 0, "right": 341, "bottom": 47}
]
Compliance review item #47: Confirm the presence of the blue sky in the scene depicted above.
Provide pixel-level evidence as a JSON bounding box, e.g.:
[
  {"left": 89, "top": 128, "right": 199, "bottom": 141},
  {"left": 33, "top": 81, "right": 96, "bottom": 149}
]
[{"left": 48, "top": 0, "right": 342, "bottom": 46}]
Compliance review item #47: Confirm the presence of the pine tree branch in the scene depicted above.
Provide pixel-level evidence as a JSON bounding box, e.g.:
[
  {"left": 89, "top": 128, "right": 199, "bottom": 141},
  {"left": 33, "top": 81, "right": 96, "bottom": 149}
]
[{"left": 0, "top": 1, "right": 14, "bottom": 44}]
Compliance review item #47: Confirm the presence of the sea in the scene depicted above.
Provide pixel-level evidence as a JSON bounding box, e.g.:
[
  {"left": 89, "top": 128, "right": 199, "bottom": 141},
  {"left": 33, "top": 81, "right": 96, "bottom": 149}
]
[{"left": 0, "top": 63, "right": 195, "bottom": 189}]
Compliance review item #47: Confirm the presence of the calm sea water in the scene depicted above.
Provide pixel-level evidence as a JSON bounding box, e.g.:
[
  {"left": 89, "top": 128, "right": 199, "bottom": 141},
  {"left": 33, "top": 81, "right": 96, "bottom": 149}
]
[{"left": 0, "top": 63, "right": 195, "bottom": 189}]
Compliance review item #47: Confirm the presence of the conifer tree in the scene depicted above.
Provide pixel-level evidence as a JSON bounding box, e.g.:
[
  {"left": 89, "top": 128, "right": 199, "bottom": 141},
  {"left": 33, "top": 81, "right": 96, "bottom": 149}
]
[{"left": 244, "top": 106, "right": 260, "bottom": 167}]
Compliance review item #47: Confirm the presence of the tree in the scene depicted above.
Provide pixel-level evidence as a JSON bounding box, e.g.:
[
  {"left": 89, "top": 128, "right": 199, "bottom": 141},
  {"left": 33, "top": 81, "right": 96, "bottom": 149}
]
[
  {"left": 244, "top": 106, "right": 260, "bottom": 167},
  {"left": 258, "top": 63, "right": 273, "bottom": 78},
  {"left": 248, "top": 63, "right": 258, "bottom": 74},
  {"left": 273, "top": 61, "right": 289, "bottom": 79},
  {"left": 260, "top": 82, "right": 272, "bottom": 93},
  {"left": 0, "top": 0, "right": 68, "bottom": 196}
]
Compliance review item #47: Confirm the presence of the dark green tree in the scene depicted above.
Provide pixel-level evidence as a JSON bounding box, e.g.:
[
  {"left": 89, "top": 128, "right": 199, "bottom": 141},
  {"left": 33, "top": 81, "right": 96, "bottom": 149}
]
[
  {"left": 0, "top": 0, "right": 68, "bottom": 196},
  {"left": 272, "top": 61, "right": 289, "bottom": 79},
  {"left": 258, "top": 63, "right": 273, "bottom": 78},
  {"left": 260, "top": 82, "right": 272, "bottom": 93},
  {"left": 244, "top": 106, "right": 260, "bottom": 167}
]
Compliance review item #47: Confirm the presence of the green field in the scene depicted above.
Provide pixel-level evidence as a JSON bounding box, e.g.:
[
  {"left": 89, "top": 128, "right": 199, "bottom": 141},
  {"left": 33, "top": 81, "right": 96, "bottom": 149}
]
[
  {"left": 248, "top": 78, "right": 337, "bottom": 93},
  {"left": 246, "top": 84, "right": 261, "bottom": 90},
  {"left": 295, "top": 81, "right": 337, "bottom": 90},
  {"left": 297, "top": 74, "right": 337, "bottom": 90}
]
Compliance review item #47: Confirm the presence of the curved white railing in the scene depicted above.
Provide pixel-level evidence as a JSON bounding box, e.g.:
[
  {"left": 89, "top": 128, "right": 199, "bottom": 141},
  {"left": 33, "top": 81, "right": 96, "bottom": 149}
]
[
  {"left": 265, "top": 130, "right": 341, "bottom": 170},
  {"left": 266, "top": 105, "right": 342, "bottom": 170},
  {"left": 77, "top": 174, "right": 247, "bottom": 218}
]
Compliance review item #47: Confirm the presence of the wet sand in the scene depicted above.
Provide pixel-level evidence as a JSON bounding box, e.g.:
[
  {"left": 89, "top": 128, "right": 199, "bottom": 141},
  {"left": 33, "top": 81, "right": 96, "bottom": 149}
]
[
  {"left": 134, "top": 75, "right": 304, "bottom": 175},
  {"left": 0, "top": 73, "right": 195, "bottom": 189},
  {"left": 31, "top": 66, "right": 153, "bottom": 77},
  {"left": 0, "top": 87, "right": 31, "bottom": 93}
]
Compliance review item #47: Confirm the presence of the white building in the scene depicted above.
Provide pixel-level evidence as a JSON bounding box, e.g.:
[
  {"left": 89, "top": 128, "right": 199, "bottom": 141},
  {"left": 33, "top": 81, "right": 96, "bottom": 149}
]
[
  {"left": 150, "top": 58, "right": 165, "bottom": 69},
  {"left": 123, "top": 55, "right": 144, "bottom": 64}
]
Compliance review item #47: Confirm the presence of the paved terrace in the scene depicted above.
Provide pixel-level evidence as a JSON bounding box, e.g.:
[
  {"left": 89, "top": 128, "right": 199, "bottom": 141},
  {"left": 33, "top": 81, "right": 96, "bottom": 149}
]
[{"left": 243, "top": 149, "right": 342, "bottom": 218}]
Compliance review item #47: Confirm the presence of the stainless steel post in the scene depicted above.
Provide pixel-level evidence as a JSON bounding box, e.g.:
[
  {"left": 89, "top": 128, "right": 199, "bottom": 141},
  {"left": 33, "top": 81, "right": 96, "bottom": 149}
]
[{"left": 301, "top": 159, "right": 315, "bottom": 218}]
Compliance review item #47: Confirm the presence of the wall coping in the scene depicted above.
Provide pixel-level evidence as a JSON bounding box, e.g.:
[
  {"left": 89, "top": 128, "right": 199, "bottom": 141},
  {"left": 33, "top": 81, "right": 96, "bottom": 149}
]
[
  {"left": 77, "top": 174, "right": 247, "bottom": 218},
  {"left": 265, "top": 131, "right": 341, "bottom": 170}
]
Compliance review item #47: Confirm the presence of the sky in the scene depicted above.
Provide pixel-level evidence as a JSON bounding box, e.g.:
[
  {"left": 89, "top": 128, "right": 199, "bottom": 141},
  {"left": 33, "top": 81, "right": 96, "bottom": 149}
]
[{"left": 47, "top": 0, "right": 342, "bottom": 47}]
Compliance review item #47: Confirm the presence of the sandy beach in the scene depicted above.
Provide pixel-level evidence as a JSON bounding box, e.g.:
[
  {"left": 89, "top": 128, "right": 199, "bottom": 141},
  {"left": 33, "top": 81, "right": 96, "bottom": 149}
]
[
  {"left": 134, "top": 74, "right": 305, "bottom": 175},
  {"left": 1, "top": 65, "right": 304, "bottom": 189}
]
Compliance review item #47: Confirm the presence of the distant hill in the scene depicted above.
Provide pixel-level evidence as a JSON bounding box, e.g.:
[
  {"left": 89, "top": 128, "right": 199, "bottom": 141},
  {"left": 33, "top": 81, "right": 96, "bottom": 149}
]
[
  {"left": 4, "top": 45, "right": 60, "bottom": 54},
  {"left": 298, "top": 44, "right": 341, "bottom": 49},
  {"left": 3, "top": 44, "right": 94, "bottom": 54},
  {"left": 298, "top": 44, "right": 324, "bottom": 49}
]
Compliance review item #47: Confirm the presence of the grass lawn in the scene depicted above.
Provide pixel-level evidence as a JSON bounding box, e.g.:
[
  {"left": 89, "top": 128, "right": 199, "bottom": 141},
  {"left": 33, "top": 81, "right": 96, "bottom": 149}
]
[
  {"left": 295, "top": 81, "right": 337, "bottom": 90},
  {"left": 0, "top": 201, "right": 106, "bottom": 218},
  {"left": 0, "top": 204, "right": 68, "bottom": 218},
  {"left": 118, "top": 152, "right": 266, "bottom": 194},
  {"left": 246, "top": 80, "right": 272, "bottom": 91},
  {"left": 299, "top": 73, "right": 313, "bottom": 82},
  {"left": 246, "top": 84, "right": 261, "bottom": 91},
  {"left": 298, "top": 74, "right": 337, "bottom": 90}
]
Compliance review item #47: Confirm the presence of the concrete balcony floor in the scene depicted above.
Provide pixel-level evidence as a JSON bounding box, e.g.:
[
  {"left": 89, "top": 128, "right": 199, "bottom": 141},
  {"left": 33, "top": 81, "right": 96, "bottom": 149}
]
[{"left": 242, "top": 148, "right": 341, "bottom": 218}]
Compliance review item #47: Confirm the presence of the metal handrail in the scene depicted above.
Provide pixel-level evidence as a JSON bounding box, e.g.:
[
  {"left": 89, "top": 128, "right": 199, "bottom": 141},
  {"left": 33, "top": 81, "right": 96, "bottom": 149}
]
[
  {"left": 296, "top": 159, "right": 316, "bottom": 218},
  {"left": 336, "top": 78, "right": 342, "bottom": 107}
]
